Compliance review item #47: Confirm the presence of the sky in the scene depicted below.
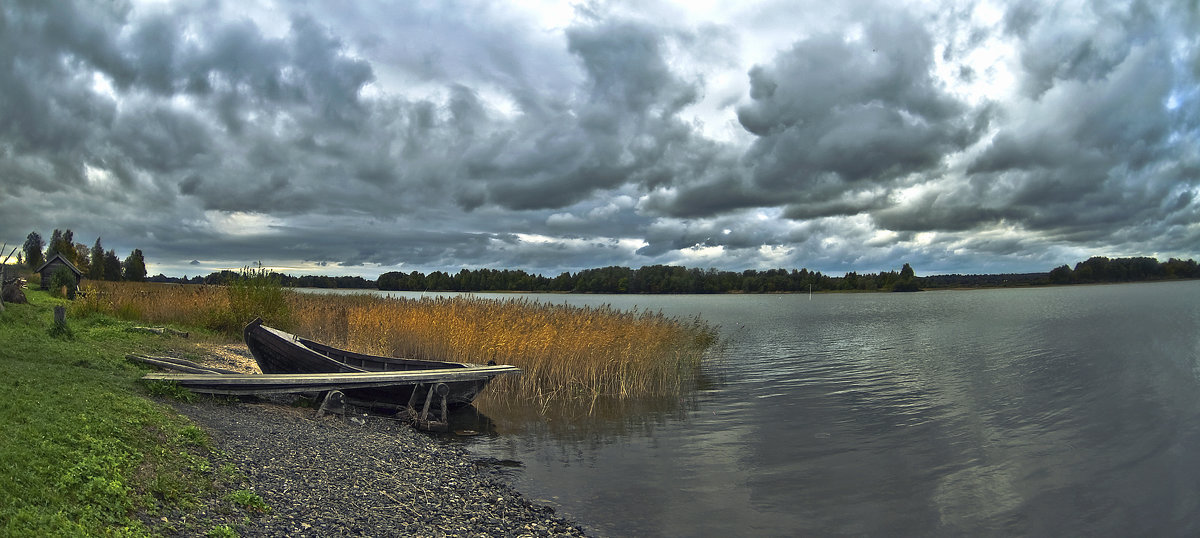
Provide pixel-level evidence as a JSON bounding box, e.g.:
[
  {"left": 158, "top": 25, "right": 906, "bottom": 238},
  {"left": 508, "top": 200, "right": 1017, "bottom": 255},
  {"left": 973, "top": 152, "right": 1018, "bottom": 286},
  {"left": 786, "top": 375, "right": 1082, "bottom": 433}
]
[{"left": 2, "top": 0, "right": 1198, "bottom": 279}]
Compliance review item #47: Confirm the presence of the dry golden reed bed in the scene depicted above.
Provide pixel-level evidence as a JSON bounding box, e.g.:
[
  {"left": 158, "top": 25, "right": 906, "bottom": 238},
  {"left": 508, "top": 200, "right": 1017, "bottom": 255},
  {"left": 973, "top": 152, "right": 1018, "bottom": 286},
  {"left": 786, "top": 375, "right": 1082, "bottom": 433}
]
[{"left": 74, "top": 281, "right": 717, "bottom": 413}]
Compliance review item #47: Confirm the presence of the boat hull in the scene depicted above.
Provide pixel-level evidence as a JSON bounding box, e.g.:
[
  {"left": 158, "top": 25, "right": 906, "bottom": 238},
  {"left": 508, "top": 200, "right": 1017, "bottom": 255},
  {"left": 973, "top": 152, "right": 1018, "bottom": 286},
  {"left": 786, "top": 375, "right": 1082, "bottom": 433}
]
[{"left": 243, "top": 318, "right": 502, "bottom": 407}]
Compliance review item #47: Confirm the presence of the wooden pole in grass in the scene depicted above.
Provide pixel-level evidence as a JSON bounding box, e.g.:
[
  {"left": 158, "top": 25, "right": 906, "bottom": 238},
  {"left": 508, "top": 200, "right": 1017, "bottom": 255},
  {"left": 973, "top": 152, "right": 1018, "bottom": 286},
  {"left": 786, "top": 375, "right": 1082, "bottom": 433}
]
[
  {"left": 0, "top": 243, "right": 12, "bottom": 313},
  {"left": 0, "top": 255, "right": 5, "bottom": 313}
]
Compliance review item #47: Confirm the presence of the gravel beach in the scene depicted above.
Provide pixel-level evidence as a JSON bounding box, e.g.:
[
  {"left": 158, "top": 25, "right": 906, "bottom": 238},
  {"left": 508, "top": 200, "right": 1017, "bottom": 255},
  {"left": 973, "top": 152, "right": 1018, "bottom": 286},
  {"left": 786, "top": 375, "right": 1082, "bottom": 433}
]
[{"left": 159, "top": 396, "right": 590, "bottom": 537}]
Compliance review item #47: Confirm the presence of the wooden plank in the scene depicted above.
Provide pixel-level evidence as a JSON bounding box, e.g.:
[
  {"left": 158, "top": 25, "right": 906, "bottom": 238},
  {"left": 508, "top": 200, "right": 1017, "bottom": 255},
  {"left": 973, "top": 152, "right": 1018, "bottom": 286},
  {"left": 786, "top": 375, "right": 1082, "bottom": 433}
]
[
  {"left": 126, "top": 354, "right": 242, "bottom": 375},
  {"left": 144, "top": 365, "right": 519, "bottom": 384},
  {"left": 129, "top": 327, "right": 190, "bottom": 338},
  {"left": 141, "top": 365, "right": 521, "bottom": 395}
]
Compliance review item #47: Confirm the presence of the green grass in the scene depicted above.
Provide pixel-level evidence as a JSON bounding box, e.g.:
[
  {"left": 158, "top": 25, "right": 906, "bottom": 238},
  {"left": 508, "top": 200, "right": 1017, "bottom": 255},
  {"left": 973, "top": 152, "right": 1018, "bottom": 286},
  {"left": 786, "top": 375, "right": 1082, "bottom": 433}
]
[{"left": 0, "top": 289, "right": 242, "bottom": 536}]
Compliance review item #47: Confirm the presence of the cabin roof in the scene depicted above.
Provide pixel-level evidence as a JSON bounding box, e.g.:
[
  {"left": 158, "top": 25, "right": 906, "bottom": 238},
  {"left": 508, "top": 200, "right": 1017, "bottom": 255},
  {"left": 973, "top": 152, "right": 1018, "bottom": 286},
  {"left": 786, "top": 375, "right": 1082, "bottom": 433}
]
[{"left": 34, "top": 253, "right": 83, "bottom": 276}]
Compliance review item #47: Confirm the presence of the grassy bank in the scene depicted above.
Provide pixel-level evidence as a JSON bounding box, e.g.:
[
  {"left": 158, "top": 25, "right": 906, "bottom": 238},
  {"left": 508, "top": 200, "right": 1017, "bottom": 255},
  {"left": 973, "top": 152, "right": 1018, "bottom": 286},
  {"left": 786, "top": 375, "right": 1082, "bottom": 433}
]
[
  {"left": 0, "top": 288, "right": 252, "bottom": 536},
  {"left": 75, "top": 280, "right": 718, "bottom": 414}
]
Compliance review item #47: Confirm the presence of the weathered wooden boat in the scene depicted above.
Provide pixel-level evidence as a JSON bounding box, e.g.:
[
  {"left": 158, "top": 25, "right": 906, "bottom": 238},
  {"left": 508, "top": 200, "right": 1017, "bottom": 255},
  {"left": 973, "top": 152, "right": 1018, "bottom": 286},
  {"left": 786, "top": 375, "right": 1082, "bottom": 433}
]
[{"left": 241, "top": 318, "right": 515, "bottom": 408}]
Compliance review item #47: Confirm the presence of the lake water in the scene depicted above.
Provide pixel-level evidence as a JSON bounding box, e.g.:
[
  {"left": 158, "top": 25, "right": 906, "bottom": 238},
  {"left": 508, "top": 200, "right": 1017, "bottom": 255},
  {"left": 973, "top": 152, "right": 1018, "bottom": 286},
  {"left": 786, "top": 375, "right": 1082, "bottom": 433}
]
[{"left": 309, "top": 282, "right": 1200, "bottom": 536}]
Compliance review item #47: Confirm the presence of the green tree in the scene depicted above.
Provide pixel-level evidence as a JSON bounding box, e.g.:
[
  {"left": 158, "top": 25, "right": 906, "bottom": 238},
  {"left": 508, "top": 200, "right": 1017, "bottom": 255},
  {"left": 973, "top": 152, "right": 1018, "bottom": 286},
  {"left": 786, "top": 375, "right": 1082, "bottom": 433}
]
[
  {"left": 89, "top": 238, "right": 105, "bottom": 280},
  {"left": 1048, "top": 264, "right": 1073, "bottom": 284},
  {"left": 893, "top": 263, "right": 920, "bottom": 292},
  {"left": 45, "top": 229, "right": 79, "bottom": 266},
  {"left": 73, "top": 242, "right": 89, "bottom": 272},
  {"left": 123, "top": 249, "right": 147, "bottom": 282},
  {"left": 103, "top": 249, "right": 122, "bottom": 281},
  {"left": 45, "top": 229, "right": 63, "bottom": 259},
  {"left": 23, "top": 231, "right": 44, "bottom": 269}
]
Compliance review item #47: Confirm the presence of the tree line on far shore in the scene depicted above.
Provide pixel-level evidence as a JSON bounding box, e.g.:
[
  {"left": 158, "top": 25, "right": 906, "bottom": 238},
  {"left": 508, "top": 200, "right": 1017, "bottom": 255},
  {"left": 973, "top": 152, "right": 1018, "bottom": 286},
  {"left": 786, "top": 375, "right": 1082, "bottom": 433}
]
[
  {"left": 377, "top": 263, "right": 925, "bottom": 293},
  {"left": 20, "top": 230, "right": 146, "bottom": 282},
  {"left": 374, "top": 257, "right": 1200, "bottom": 293},
  {"left": 149, "top": 270, "right": 374, "bottom": 289},
  {"left": 139, "top": 255, "right": 1200, "bottom": 294}
]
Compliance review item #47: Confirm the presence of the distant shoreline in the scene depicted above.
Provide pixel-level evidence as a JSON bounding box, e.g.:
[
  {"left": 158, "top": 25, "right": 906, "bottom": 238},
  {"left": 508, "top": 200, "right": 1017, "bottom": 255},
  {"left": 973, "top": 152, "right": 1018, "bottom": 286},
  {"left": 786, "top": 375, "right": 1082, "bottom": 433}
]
[
  {"left": 292, "top": 277, "right": 1200, "bottom": 295},
  {"left": 120, "top": 255, "right": 1200, "bottom": 294}
]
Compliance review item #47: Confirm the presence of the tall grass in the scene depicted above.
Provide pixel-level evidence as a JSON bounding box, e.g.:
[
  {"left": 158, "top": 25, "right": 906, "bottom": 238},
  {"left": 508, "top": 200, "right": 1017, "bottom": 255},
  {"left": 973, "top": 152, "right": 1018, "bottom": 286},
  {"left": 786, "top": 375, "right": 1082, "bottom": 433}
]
[
  {"left": 290, "top": 294, "right": 717, "bottom": 413},
  {"left": 71, "top": 282, "right": 719, "bottom": 414},
  {"left": 75, "top": 267, "right": 291, "bottom": 334}
]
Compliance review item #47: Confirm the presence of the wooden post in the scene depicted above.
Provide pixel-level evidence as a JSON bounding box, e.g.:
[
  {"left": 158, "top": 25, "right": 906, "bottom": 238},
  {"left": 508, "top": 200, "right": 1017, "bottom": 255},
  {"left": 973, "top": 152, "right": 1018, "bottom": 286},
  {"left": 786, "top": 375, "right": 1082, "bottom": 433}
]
[
  {"left": 0, "top": 244, "right": 9, "bottom": 312},
  {"left": 420, "top": 384, "right": 436, "bottom": 422},
  {"left": 438, "top": 383, "right": 449, "bottom": 428},
  {"left": 54, "top": 306, "right": 65, "bottom": 326}
]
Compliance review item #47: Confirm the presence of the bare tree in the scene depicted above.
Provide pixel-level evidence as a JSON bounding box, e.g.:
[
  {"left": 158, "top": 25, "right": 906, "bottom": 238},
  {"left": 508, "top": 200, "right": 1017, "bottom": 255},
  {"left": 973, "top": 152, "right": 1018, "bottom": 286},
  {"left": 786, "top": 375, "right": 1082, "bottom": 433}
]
[{"left": 0, "top": 243, "right": 16, "bottom": 312}]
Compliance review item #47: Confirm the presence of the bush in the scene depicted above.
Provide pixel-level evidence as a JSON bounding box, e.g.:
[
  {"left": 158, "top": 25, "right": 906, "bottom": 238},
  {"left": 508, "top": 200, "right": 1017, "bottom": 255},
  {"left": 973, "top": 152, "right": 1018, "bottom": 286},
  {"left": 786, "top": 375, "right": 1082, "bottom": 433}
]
[
  {"left": 226, "top": 267, "right": 291, "bottom": 333},
  {"left": 49, "top": 266, "right": 77, "bottom": 299}
]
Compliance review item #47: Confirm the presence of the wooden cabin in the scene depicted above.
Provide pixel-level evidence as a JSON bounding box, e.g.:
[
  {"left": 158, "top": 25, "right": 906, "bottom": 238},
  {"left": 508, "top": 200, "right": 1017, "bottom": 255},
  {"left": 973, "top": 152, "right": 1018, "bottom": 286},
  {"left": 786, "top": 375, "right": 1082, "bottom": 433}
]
[{"left": 35, "top": 253, "right": 83, "bottom": 290}]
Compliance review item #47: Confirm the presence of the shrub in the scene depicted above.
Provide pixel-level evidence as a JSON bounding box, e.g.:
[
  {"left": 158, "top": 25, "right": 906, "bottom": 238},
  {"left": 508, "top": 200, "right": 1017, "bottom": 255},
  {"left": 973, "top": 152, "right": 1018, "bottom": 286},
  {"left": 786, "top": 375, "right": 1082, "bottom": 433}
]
[
  {"left": 225, "top": 267, "right": 291, "bottom": 333},
  {"left": 49, "top": 266, "right": 77, "bottom": 299}
]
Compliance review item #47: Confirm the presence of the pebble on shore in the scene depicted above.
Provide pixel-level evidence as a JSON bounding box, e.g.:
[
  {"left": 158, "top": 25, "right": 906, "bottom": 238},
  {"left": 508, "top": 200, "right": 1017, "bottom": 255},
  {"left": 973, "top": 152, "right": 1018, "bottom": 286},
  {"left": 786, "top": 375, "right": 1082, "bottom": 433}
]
[{"left": 157, "top": 396, "right": 590, "bottom": 537}]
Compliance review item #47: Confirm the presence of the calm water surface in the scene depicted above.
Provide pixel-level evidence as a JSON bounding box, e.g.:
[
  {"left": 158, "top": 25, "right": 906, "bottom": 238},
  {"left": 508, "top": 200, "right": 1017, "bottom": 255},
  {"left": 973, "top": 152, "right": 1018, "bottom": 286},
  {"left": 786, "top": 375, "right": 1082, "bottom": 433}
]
[{"left": 317, "top": 282, "right": 1200, "bottom": 536}]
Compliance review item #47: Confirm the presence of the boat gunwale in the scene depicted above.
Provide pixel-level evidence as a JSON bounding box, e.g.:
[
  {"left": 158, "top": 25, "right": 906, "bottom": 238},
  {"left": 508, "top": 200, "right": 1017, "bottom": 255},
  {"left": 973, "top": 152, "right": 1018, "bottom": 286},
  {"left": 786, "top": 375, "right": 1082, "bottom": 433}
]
[{"left": 248, "top": 318, "right": 477, "bottom": 371}]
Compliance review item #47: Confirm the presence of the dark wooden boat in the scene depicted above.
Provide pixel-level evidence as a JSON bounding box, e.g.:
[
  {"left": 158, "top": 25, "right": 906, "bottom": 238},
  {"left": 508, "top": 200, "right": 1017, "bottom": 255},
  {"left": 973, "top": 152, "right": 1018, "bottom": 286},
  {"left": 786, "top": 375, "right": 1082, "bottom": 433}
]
[{"left": 242, "top": 318, "right": 514, "bottom": 408}]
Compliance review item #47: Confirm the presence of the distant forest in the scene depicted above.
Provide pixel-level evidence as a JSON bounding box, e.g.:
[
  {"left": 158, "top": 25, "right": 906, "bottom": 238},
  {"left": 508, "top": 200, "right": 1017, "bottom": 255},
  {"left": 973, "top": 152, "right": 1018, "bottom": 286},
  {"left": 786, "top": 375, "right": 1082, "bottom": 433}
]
[
  {"left": 149, "top": 270, "right": 374, "bottom": 289},
  {"left": 376, "top": 257, "right": 1200, "bottom": 293},
  {"left": 145, "top": 256, "right": 1200, "bottom": 294}
]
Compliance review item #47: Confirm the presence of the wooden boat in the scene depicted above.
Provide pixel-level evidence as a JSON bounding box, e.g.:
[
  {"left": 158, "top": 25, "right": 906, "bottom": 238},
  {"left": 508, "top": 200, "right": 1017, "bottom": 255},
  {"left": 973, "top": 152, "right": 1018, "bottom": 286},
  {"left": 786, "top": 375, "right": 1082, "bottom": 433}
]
[{"left": 242, "top": 318, "right": 515, "bottom": 408}]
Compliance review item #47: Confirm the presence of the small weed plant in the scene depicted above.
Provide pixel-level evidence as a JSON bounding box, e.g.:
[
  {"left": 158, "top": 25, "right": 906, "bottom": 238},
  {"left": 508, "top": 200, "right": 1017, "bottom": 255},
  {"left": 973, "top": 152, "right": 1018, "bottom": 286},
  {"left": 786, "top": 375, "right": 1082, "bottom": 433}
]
[
  {"left": 226, "top": 489, "right": 270, "bottom": 514},
  {"left": 143, "top": 379, "right": 197, "bottom": 402},
  {"left": 207, "top": 524, "right": 239, "bottom": 538}
]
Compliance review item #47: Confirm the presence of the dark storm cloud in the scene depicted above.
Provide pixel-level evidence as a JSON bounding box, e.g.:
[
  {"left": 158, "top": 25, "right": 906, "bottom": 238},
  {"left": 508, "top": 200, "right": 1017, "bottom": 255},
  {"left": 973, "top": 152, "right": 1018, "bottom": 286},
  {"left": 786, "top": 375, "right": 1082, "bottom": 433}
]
[
  {"left": 456, "top": 18, "right": 707, "bottom": 211},
  {"left": 644, "top": 7, "right": 988, "bottom": 220},
  {"left": 2, "top": 0, "right": 1198, "bottom": 277},
  {"left": 736, "top": 13, "right": 978, "bottom": 187},
  {"left": 0, "top": 1, "right": 122, "bottom": 188},
  {"left": 0, "top": 1, "right": 381, "bottom": 213}
]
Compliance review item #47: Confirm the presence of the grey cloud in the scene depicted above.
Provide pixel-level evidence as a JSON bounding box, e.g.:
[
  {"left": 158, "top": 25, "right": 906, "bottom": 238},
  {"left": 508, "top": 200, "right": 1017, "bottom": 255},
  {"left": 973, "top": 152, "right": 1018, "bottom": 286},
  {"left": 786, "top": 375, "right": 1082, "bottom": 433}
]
[
  {"left": 737, "top": 13, "right": 976, "bottom": 189},
  {"left": 110, "top": 102, "right": 214, "bottom": 174},
  {"left": 871, "top": 188, "right": 1022, "bottom": 233},
  {"left": 634, "top": 213, "right": 812, "bottom": 258},
  {"left": 1010, "top": 0, "right": 1161, "bottom": 99},
  {"left": 2, "top": 0, "right": 1198, "bottom": 279},
  {"left": 1001, "top": 0, "right": 1040, "bottom": 38},
  {"left": 0, "top": 0, "right": 387, "bottom": 221},
  {"left": 638, "top": 171, "right": 775, "bottom": 218},
  {"left": 453, "top": 18, "right": 708, "bottom": 211},
  {"left": 952, "top": 16, "right": 1192, "bottom": 237},
  {"left": 871, "top": 0, "right": 1198, "bottom": 252},
  {"left": 0, "top": 2, "right": 121, "bottom": 164},
  {"left": 782, "top": 190, "right": 890, "bottom": 220},
  {"left": 643, "top": 8, "right": 988, "bottom": 220}
]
